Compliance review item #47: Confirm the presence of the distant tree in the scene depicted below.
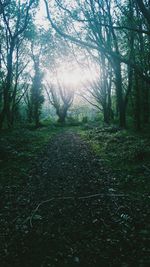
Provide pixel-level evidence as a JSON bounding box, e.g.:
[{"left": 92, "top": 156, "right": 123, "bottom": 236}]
[
  {"left": 81, "top": 55, "right": 113, "bottom": 124},
  {"left": 0, "top": 0, "right": 10, "bottom": 14},
  {"left": 136, "top": 0, "right": 150, "bottom": 27},
  {"left": 45, "top": 83, "right": 74, "bottom": 123},
  {"left": 44, "top": 0, "right": 150, "bottom": 129},
  {"left": 30, "top": 50, "right": 44, "bottom": 127}
]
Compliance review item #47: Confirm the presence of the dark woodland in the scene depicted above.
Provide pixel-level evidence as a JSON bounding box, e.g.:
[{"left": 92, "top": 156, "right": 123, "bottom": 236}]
[{"left": 0, "top": 1, "right": 150, "bottom": 266}]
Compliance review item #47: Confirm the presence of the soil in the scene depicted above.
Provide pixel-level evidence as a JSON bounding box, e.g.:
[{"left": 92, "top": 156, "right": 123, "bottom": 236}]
[{"left": 0, "top": 131, "right": 149, "bottom": 267}]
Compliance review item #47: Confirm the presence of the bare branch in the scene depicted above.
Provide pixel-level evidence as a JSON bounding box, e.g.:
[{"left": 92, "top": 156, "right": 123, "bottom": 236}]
[{"left": 44, "top": 0, "right": 150, "bottom": 84}]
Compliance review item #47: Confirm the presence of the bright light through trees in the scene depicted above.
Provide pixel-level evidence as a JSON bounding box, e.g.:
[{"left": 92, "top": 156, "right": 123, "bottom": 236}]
[
  {"left": 35, "top": 0, "right": 100, "bottom": 92},
  {"left": 45, "top": 63, "right": 100, "bottom": 90},
  {"left": 0, "top": 0, "right": 149, "bottom": 129}
]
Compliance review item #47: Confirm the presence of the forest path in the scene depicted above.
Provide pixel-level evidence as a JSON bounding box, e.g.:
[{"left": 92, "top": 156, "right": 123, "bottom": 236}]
[
  {"left": 1, "top": 130, "right": 146, "bottom": 267},
  {"left": 30, "top": 130, "right": 112, "bottom": 198}
]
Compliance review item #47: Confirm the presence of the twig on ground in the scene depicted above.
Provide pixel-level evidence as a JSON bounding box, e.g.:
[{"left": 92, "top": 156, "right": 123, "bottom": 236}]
[
  {"left": 29, "top": 193, "right": 126, "bottom": 227},
  {"left": 143, "top": 165, "right": 150, "bottom": 172}
]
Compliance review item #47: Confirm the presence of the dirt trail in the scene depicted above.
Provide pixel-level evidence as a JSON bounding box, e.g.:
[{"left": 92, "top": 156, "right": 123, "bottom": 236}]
[{"left": 0, "top": 131, "right": 149, "bottom": 267}]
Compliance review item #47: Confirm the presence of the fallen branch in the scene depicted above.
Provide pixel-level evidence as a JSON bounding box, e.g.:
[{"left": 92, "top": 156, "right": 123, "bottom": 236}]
[
  {"left": 29, "top": 193, "right": 126, "bottom": 227},
  {"left": 143, "top": 165, "right": 150, "bottom": 172}
]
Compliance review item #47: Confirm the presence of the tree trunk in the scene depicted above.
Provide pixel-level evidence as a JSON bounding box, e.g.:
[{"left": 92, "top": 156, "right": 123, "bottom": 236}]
[
  {"left": 57, "top": 107, "right": 67, "bottom": 124},
  {"left": 35, "top": 105, "right": 40, "bottom": 128},
  {"left": 142, "top": 84, "right": 149, "bottom": 124},
  {"left": 134, "top": 75, "right": 141, "bottom": 131},
  {"left": 0, "top": 41, "right": 14, "bottom": 129},
  {"left": 114, "top": 60, "right": 126, "bottom": 128},
  {"left": 103, "top": 104, "right": 109, "bottom": 124},
  {"left": 107, "top": 80, "right": 112, "bottom": 123}
]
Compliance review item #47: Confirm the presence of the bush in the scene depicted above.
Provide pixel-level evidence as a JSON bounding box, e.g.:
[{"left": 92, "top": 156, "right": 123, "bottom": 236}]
[
  {"left": 82, "top": 116, "right": 88, "bottom": 123},
  {"left": 66, "top": 116, "right": 81, "bottom": 126}
]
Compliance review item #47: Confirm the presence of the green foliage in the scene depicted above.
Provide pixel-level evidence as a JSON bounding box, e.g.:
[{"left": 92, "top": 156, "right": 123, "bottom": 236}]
[
  {"left": 66, "top": 116, "right": 81, "bottom": 126},
  {"left": 82, "top": 116, "right": 88, "bottom": 123},
  {"left": 79, "top": 125, "right": 150, "bottom": 194}
]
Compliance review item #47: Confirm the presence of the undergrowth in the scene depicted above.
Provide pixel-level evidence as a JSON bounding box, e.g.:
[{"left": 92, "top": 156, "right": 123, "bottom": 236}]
[
  {"left": 78, "top": 125, "right": 150, "bottom": 195},
  {"left": 0, "top": 124, "right": 62, "bottom": 186}
]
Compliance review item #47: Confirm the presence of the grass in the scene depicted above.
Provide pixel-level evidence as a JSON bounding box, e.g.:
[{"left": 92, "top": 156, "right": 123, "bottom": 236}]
[
  {"left": 77, "top": 125, "right": 150, "bottom": 195},
  {"left": 0, "top": 123, "right": 63, "bottom": 186},
  {"left": 1, "top": 121, "right": 150, "bottom": 196}
]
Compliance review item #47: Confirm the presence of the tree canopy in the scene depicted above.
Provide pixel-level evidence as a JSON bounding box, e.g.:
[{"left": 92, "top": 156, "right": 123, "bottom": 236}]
[{"left": 0, "top": 0, "right": 149, "bottom": 129}]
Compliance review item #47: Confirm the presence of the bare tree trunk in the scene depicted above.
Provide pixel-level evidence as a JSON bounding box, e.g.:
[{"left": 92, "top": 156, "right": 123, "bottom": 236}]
[
  {"left": 57, "top": 107, "right": 67, "bottom": 124},
  {"left": 114, "top": 60, "right": 126, "bottom": 128},
  {"left": 134, "top": 75, "right": 141, "bottom": 131},
  {"left": 0, "top": 40, "right": 14, "bottom": 129}
]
